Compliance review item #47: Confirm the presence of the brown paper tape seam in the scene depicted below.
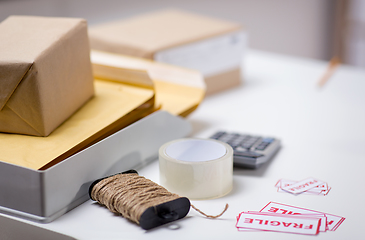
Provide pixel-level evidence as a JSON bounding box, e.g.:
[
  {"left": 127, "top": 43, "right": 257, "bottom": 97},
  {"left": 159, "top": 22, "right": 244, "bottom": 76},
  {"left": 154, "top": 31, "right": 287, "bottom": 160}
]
[
  {"left": 5, "top": 104, "right": 42, "bottom": 136},
  {"left": 0, "top": 63, "right": 33, "bottom": 111}
]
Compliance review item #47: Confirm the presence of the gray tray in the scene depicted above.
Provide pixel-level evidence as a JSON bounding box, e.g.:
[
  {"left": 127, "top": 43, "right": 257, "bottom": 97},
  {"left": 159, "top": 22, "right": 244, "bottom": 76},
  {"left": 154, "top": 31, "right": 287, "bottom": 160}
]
[{"left": 0, "top": 111, "right": 191, "bottom": 223}]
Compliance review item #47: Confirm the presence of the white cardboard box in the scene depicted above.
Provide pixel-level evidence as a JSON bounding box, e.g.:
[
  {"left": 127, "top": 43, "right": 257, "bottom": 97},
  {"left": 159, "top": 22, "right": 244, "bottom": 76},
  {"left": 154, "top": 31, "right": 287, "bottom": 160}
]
[{"left": 89, "top": 9, "right": 247, "bottom": 94}]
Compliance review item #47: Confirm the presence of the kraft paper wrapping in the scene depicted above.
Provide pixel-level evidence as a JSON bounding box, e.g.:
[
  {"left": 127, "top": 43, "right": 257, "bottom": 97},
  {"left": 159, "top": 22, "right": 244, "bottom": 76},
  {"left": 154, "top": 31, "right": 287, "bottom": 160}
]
[
  {"left": 0, "top": 16, "right": 94, "bottom": 136},
  {"left": 91, "top": 50, "right": 206, "bottom": 117},
  {"left": 0, "top": 79, "right": 154, "bottom": 170}
]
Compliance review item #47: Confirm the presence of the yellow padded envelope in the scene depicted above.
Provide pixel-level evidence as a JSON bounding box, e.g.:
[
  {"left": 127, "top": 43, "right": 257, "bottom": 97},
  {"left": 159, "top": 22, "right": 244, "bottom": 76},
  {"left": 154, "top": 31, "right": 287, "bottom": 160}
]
[
  {"left": 0, "top": 79, "right": 154, "bottom": 170},
  {"left": 91, "top": 50, "right": 206, "bottom": 117}
]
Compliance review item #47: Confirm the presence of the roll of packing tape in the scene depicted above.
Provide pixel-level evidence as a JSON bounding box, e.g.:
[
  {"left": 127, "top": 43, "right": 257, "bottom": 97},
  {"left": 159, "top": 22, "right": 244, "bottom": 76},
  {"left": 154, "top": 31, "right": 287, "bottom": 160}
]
[{"left": 159, "top": 138, "right": 233, "bottom": 200}]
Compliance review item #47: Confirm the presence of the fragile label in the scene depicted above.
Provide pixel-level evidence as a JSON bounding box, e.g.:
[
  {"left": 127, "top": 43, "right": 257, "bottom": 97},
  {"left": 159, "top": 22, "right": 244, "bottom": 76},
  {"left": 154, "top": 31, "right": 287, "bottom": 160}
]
[
  {"left": 281, "top": 177, "right": 324, "bottom": 194},
  {"left": 260, "top": 202, "right": 345, "bottom": 231},
  {"left": 260, "top": 202, "right": 327, "bottom": 232},
  {"left": 236, "top": 212, "right": 321, "bottom": 235},
  {"left": 275, "top": 178, "right": 331, "bottom": 196},
  {"left": 236, "top": 202, "right": 345, "bottom": 235}
]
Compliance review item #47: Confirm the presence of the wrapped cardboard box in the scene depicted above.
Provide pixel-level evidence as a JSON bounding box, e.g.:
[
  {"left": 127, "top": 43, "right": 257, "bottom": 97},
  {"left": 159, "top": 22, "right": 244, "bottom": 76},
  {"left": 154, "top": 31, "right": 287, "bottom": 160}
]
[
  {"left": 0, "top": 16, "right": 94, "bottom": 136},
  {"left": 89, "top": 9, "right": 247, "bottom": 95}
]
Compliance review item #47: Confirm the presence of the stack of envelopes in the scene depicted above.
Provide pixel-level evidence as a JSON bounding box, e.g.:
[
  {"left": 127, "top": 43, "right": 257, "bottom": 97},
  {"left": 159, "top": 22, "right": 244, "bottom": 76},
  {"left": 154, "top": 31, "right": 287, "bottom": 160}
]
[{"left": 0, "top": 51, "right": 205, "bottom": 170}]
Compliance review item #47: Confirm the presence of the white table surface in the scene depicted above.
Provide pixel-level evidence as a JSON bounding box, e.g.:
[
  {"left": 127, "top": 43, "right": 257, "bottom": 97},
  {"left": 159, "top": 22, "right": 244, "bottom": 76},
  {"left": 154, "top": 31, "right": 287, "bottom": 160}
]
[{"left": 5, "top": 50, "right": 365, "bottom": 239}]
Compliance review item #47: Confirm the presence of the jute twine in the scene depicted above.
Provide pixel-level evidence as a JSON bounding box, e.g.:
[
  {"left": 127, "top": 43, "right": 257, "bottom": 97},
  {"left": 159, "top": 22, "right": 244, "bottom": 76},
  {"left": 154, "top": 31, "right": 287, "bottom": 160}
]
[{"left": 90, "top": 173, "right": 228, "bottom": 225}]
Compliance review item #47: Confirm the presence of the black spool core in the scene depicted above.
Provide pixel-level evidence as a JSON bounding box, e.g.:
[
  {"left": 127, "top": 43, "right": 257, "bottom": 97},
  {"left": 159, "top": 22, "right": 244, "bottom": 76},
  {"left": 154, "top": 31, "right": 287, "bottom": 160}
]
[
  {"left": 89, "top": 170, "right": 191, "bottom": 230},
  {"left": 139, "top": 197, "right": 191, "bottom": 230}
]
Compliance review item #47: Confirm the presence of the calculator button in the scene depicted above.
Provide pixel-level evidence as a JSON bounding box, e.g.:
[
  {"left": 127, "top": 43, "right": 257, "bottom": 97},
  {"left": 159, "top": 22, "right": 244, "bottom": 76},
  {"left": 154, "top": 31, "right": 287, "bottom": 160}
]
[
  {"left": 255, "top": 142, "right": 270, "bottom": 150},
  {"left": 229, "top": 141, "right": 241, "bottom": 148},
  {"left": 234, "top": 150, "right": 264, "bottom": 158},
  {"left": 235, "top": 146, "right": 249, "bottom": 151},
  {"left": 255, "top": 145, "right": 267, "bottom": 151},
  {"left": 248, "top": 137, "right": 260, "bottom": 142},
  {"left": 224, "top": 133, "right": 238, "bottom": 140},
  {"left": 210, "top": 132, "right": 225, "bottom": 139},
  {"left": 241, "top": 143, "right": 253, "bottom": 149}
]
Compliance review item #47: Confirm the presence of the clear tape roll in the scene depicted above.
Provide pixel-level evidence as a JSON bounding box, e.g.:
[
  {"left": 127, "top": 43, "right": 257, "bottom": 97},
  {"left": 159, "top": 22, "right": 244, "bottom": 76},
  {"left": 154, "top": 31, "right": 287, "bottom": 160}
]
[{"left": 159, "top": 138, "right": 233, "bottom": 200}]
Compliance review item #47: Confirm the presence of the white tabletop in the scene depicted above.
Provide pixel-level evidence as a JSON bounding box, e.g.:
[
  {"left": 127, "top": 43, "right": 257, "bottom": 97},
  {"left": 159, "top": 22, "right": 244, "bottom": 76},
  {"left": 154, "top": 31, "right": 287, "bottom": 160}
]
[{"left": 8, "top": 50, "right": 365, "bottom": 239}]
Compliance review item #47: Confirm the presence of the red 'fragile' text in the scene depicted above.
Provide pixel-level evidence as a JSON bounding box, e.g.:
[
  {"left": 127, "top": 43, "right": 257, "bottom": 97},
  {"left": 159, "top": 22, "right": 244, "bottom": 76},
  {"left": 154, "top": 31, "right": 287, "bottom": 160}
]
[{"left": 244, "top": 218, "right": 313, "bottom": 229}]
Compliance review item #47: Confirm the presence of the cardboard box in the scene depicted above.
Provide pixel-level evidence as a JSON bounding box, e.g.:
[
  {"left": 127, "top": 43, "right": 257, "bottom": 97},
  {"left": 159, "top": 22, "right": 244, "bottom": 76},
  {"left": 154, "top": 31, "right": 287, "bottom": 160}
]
[
  {"left": 0, "top": 16, "right": 94, "bottom": 136},
  {"left": 89, "top": 9, "right": 247, "bottom": 94}
]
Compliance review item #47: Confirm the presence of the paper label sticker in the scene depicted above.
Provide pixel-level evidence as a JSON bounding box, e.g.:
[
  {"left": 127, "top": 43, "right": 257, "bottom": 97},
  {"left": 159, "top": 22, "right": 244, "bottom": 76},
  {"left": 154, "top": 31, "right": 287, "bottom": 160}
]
[
  {"left": 237, "top": 202, "right": 345, "bottom": 234},
  {"left": 276, "top": 178, "right": 331, "bottom": 196},
  {"left": 236, "top": 212, "right": 321, "bottom": 235},
  {"left": 261, "top": 202, "right": 345, "bottom": 232},
  {"left": 325, "top": 214, "right": 346, "bottom": 231},
  {"left": 260, "top": 202, "right": 327, "bottom": 232},
  {"left": 281, "top": 178, "right": 324, "bottom": 194}
]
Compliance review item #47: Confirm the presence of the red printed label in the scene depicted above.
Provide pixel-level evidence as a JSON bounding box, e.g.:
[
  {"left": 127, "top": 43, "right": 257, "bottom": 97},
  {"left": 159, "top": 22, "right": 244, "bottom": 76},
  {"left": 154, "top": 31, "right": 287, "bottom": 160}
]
[
  {"left": 281, "top": 178, "right": 324, "bottom": 194},
  {"left": 236, "top": 212, "right": 321, "bottom": 235}
]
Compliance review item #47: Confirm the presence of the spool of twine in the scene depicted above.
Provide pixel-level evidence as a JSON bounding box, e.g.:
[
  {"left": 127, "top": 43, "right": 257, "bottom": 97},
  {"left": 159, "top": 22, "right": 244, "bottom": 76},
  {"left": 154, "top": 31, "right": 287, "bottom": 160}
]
[{"left": 90, "top": 171, "right": 228, "bottom": 227}]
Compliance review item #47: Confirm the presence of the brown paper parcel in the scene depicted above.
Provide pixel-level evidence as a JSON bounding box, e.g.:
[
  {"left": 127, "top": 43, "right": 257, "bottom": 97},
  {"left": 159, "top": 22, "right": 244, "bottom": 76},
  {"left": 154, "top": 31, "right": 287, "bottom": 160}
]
[{"left": 0, "top": 16, "right": 94, "bottom": 136}]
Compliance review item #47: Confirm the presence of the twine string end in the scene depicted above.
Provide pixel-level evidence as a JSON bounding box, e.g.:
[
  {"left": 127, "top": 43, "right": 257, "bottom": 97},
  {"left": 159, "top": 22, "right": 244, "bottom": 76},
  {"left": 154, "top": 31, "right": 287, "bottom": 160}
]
[{"left": 191, "top": 203, "right": 229, "bottom": 219}]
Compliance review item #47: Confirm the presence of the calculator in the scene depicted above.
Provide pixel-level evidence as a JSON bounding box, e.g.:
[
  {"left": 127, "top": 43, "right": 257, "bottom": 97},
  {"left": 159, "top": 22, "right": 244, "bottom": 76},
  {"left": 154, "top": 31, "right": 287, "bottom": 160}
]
[{"left": 210, "top": 131, "right": 281, "bottom": 168}]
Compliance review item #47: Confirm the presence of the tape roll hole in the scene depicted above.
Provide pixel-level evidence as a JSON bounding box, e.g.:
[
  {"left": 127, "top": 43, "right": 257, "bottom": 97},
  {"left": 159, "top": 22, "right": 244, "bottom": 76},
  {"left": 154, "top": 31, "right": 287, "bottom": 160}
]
[{"left": 165, "top": 139, "right": 227, "bottom": 162}]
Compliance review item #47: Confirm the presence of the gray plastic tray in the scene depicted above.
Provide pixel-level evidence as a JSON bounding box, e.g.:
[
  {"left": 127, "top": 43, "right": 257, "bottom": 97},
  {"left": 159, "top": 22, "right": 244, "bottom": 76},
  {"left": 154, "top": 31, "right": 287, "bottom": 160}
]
[{"left": 0, "top": 111, "right": 191, "bottom": 223}]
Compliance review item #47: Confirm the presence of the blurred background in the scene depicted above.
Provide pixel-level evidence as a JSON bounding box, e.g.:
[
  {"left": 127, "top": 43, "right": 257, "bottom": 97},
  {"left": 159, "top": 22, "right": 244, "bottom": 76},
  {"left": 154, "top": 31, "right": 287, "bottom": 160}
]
[{"left": 1, "top": 0, "right": 364, "bottom": 68}]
